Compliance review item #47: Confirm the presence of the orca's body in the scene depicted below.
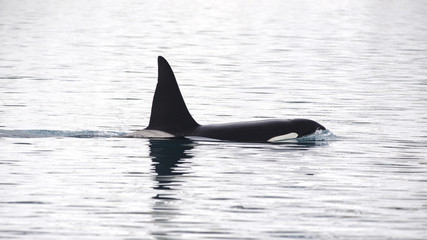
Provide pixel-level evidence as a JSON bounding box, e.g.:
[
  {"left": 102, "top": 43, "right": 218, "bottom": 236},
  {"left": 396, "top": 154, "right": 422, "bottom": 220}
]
[{"left": 126, "top": 56, "right": 325, "bottom": 143}]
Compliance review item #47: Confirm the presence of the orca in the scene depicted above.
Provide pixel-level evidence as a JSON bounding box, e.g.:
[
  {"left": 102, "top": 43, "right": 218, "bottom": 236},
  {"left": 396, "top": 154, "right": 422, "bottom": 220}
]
[{"left": 126, "top": 56, "right": 326, "bottom": 143}]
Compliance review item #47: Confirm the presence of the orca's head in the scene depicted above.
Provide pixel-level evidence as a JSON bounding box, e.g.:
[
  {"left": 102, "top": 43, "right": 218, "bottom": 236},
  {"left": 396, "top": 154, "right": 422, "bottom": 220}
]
[{"left": 287, "top": 119, "right": 326, "bottom": 137}]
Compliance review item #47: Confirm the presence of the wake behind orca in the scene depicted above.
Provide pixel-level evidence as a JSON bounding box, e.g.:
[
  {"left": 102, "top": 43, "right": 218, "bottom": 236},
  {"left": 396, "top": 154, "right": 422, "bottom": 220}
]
[{"left": 126, "top": 56, "right": 326, "bottom": 143}]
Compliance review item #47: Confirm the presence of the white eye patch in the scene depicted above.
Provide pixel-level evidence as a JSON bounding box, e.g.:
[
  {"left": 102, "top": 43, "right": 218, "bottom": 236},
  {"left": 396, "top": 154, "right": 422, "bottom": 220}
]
[{"left": 268, "top": 132, "right": 298, "bottom": 142}]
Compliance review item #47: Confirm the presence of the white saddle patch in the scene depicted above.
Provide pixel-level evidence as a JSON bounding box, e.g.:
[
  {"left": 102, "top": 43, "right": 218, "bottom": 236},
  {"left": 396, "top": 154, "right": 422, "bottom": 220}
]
[
  {"left": 268, "top": 132, "right": 299, "bottom": 142},
  {"left": 125, "top": 130, "right": 174, "bottom": 138}
]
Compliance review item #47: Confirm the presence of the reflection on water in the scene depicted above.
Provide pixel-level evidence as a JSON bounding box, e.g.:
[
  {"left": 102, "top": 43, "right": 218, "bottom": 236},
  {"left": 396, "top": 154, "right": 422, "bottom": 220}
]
[
  {"left": 149, "top": 138, "right": 194, "bottom": 197},
  {"left": 149, "top": 139, "right": 195, "bottom": 239}
]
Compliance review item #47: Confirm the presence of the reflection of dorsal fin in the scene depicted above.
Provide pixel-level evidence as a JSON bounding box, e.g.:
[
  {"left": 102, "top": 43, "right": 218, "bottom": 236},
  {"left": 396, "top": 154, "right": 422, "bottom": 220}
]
[{"left": 146, "top": 56, "right": 199, "bottom": 135}]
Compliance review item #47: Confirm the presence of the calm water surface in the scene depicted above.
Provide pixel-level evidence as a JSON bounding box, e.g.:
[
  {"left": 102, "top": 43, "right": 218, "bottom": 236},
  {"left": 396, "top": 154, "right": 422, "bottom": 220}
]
[{"left": 1, "top": 0, "right": 427, "bottom": 239}]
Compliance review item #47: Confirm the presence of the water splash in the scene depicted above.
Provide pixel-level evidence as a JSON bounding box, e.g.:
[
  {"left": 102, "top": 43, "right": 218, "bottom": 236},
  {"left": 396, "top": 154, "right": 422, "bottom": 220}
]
[
  {"left": 0, "top": 129, "right": 126, "bottom": 138},
  {"left": 297, "top": 129, "right": 336, "bottom": 143}
]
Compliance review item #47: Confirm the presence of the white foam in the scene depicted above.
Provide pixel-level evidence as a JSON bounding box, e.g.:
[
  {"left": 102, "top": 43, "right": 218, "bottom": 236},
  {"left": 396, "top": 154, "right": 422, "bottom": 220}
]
[{"left": 297, "top": 129, "right": 336, "bottom": 142}]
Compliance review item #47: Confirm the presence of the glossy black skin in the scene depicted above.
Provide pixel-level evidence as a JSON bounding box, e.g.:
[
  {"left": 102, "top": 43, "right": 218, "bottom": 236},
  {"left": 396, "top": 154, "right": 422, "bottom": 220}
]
[
  {"left": 192, "top": 119, "right": 325, "bottom": 142},
  {"left": 145, "top": 56, "right": 325, "bottom": 142}
]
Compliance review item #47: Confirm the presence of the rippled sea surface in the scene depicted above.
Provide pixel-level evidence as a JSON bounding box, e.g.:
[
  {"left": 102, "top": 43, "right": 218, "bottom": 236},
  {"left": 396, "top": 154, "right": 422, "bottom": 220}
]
[{"left": 1, "top": 0, "right": 427, "bottom": 239}]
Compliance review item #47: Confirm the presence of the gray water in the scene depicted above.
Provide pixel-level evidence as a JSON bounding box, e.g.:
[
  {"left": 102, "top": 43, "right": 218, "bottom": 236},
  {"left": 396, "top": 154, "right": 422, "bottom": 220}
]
[{"left": 1, "top": 0, "right": 427, "bottom": 239}]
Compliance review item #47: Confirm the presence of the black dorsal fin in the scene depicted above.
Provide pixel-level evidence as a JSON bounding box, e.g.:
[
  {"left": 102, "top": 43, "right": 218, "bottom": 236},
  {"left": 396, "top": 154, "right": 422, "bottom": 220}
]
[{"left": 146, "top": 56, "right": 199, "bottom": 135}]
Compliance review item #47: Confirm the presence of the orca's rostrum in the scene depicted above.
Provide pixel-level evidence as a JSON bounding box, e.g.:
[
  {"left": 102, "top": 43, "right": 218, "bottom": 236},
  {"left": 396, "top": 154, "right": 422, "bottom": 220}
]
[{"left": 126, "top": 56, "right": 326, "bottom": 142}]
